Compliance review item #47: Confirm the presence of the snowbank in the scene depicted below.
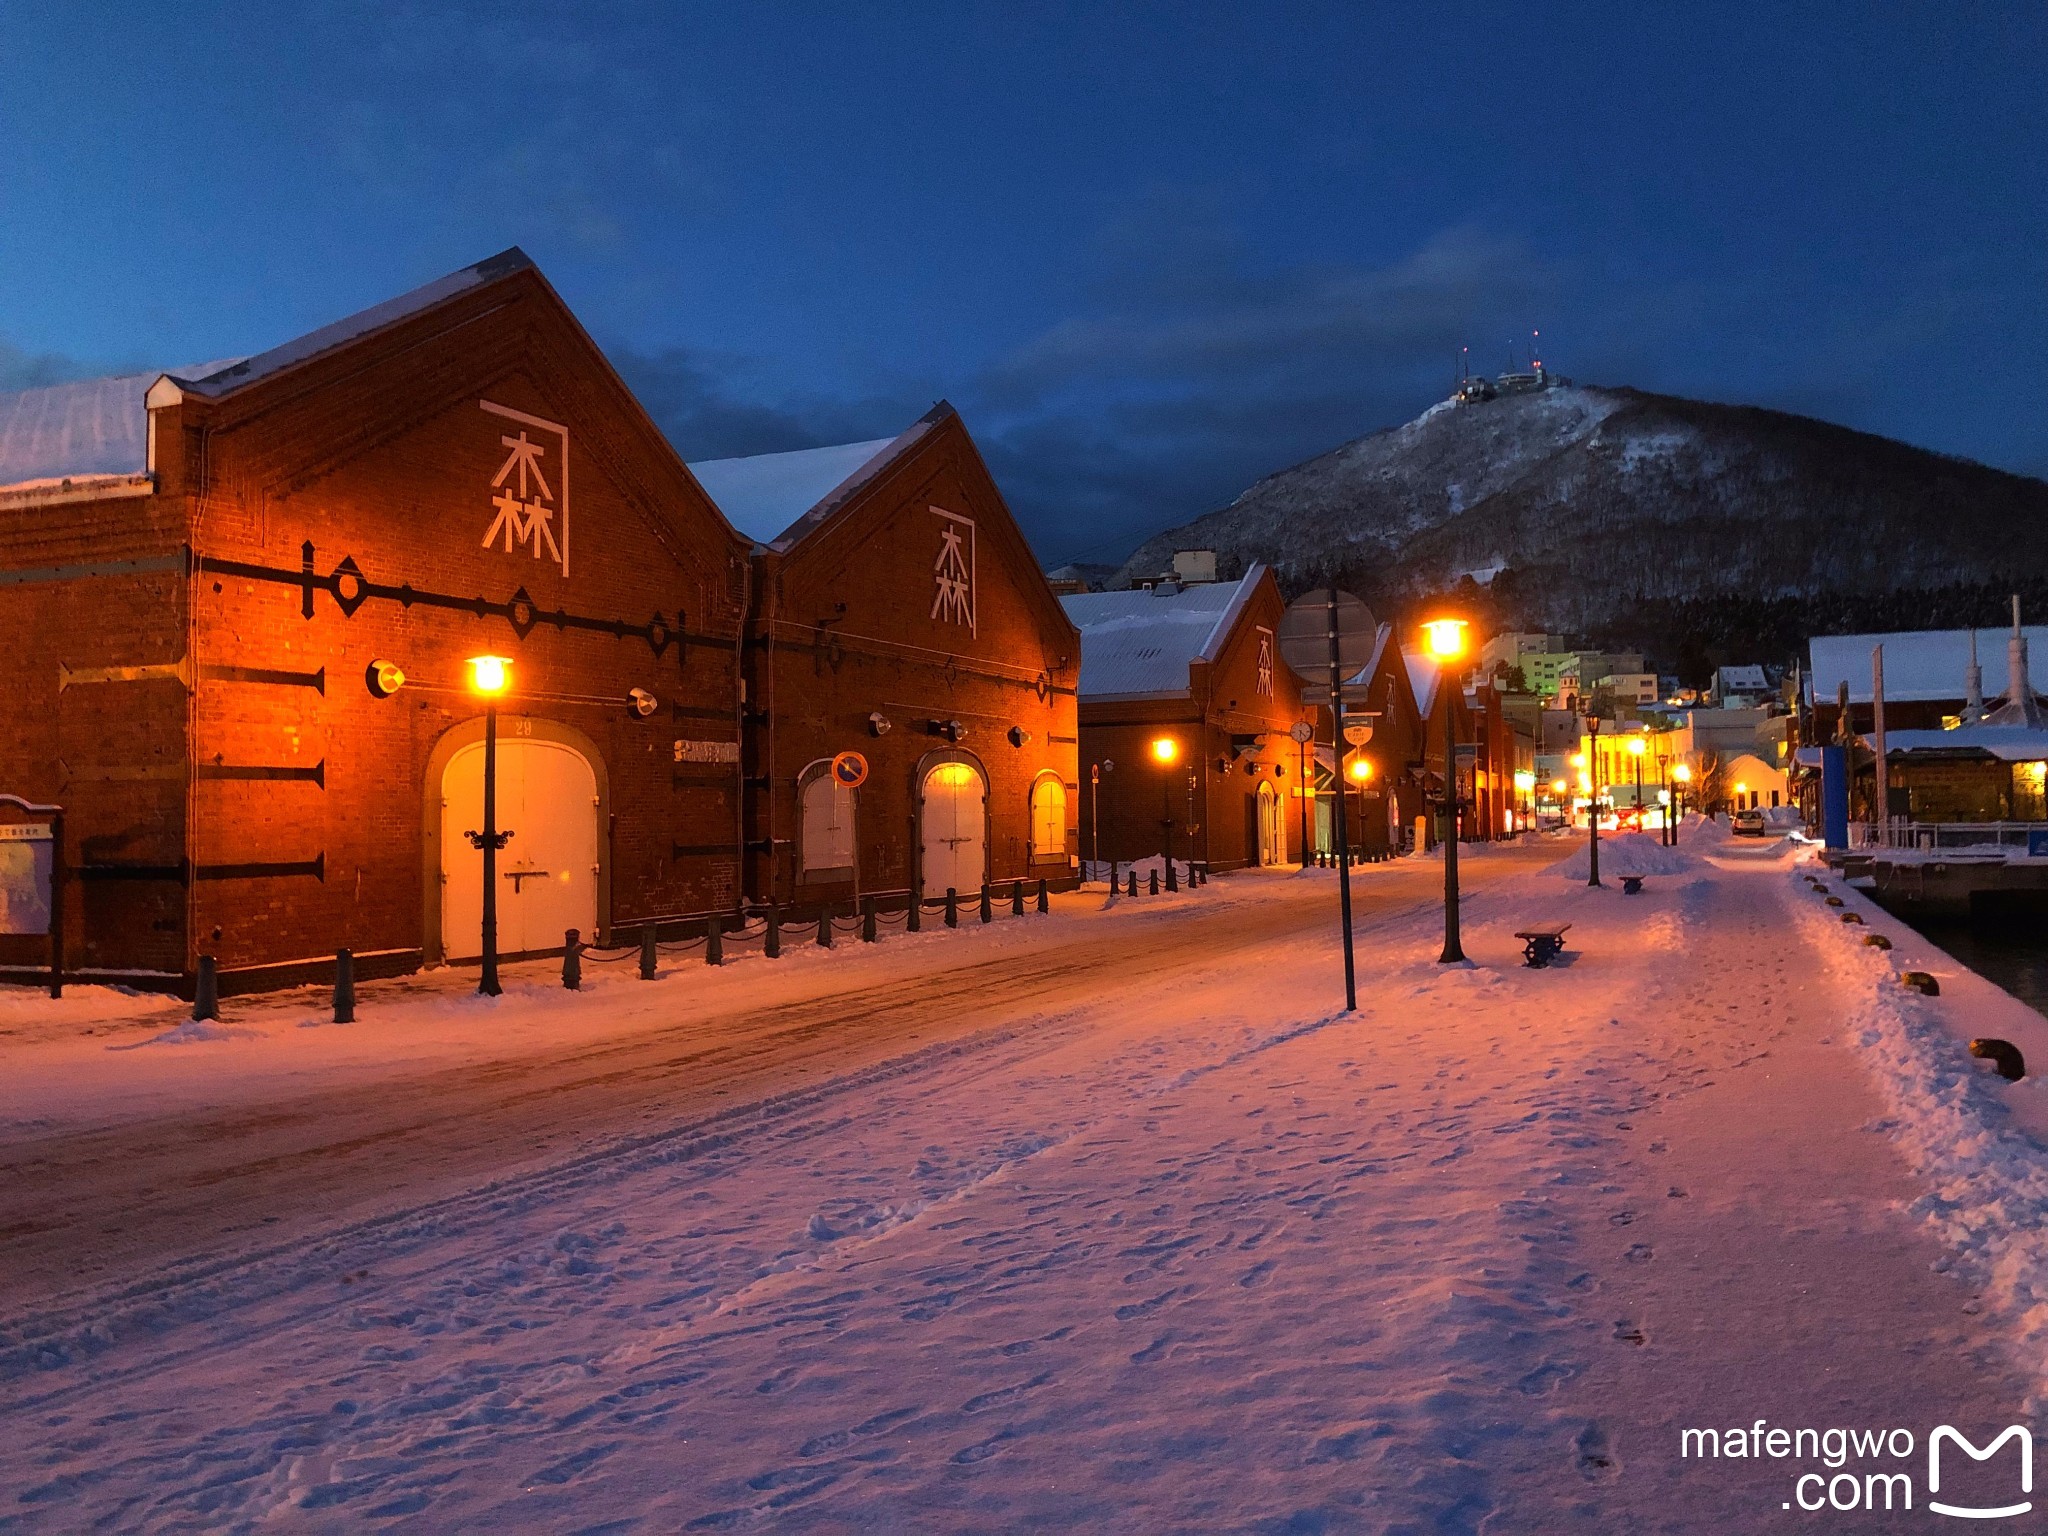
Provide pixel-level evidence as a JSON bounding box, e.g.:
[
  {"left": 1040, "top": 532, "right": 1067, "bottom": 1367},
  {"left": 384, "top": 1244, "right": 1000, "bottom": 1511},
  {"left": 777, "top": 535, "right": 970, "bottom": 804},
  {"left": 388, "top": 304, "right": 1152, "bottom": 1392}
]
[
  {"left": 1788, "top": 864, "right": 2048, "bottom": 1407},
  {"left": 1548, "top": 831, "right": 1700, "bottom": 880}
]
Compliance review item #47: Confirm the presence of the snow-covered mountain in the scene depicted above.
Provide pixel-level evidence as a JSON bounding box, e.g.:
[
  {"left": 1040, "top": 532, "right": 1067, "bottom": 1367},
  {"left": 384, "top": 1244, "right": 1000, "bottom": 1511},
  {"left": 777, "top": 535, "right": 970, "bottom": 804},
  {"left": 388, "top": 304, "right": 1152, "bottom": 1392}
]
[{"left": 1116, "top": 384, "right": 2048, "bottom": 642}]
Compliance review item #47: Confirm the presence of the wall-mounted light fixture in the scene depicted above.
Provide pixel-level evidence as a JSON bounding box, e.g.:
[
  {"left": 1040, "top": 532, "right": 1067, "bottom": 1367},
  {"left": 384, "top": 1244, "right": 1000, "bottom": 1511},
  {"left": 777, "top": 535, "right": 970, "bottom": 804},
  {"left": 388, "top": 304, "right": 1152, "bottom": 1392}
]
[{"left": 365, "top": 659, "right": 407, "bottom": 699}]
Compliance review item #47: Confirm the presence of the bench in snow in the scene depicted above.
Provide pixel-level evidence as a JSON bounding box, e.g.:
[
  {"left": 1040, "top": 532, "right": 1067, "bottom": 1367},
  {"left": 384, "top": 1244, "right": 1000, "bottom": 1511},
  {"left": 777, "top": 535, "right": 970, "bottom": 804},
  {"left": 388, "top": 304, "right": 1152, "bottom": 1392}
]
[{"left": 1515, "top": 924, "right": 1571, "bottom": 968}]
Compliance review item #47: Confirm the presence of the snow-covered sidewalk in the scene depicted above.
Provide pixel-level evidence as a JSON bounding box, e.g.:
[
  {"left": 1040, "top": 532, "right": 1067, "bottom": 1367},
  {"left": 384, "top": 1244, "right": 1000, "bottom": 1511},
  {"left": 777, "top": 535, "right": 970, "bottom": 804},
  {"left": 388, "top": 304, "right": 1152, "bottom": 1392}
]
[{"left": 1, "top": 843, "right": 2038, "bottom": 1530}]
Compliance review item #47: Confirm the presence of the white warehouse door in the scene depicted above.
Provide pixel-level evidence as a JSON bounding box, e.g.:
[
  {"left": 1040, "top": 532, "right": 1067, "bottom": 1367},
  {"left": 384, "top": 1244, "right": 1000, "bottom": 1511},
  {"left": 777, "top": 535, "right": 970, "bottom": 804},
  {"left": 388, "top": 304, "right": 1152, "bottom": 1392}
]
[
  {"left": 441, "top": 736, "right": 600, "bottom": 960},
  {"left": 919, "top": 761, "right": 987, "bottom": 896}
]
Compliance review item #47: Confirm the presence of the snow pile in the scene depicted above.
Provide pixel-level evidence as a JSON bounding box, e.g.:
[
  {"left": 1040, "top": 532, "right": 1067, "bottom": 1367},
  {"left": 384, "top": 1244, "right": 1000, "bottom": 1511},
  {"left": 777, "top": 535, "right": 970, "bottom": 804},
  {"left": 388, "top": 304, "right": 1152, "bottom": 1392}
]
[
  {"left": 1791, "top": 868, "right": 2048, "bottom": 1406},
  {"left": 117, "top": 1018, "right": 262, "bottom": 1048},
  {"left": 1548, "top": 832, "right": 1700, "bottom": 881}
]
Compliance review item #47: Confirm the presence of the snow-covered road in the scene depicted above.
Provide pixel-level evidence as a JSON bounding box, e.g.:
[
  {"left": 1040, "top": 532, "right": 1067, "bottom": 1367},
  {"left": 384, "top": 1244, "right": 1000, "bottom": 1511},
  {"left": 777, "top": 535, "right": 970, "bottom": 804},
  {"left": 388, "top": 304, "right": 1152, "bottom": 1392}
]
[{"left": 1, "top": 841, "right": 2037, "bottom": 1531}]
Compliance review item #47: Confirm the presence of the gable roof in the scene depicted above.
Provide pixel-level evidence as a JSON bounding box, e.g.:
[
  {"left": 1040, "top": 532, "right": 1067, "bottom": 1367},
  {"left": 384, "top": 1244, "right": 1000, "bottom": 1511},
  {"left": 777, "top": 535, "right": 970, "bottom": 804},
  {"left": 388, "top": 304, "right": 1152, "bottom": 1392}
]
[
  {"left": 1061, "top": 567, "right": 1266, "bottom": 700},
  {"left": 0, "top": 361, "right": 237, "bottom": 489},
  {"left": 1406, "top": 652, "right": 1442, "bottom": 718},
  {"left": 1808, "top": 627, "right": 2048, "bottom": 705},
  {"left": 689, "top": 434, "right": 907, "bottom": 546},
  {"left": 0, "top": 248, "right": 537, "bottom": 493}
]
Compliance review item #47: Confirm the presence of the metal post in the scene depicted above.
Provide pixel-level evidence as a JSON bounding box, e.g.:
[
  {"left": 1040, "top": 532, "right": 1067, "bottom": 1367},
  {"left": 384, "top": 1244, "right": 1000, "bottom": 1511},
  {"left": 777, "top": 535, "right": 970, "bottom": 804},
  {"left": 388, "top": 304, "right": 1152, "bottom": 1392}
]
[
  {"left": 944, "top": 887, "right": 958, "bottom": 927},
  {"left": 766, "top": 905, "right": 783, "bottom": 957},
  {"left": 479, "top": 701, "right": 502, "bottom": 997},
  {"left": 1633, "top": 753, "right": 1643, "bottom": 833},
  {"left": 639, "top": 922, "right": 658, "bottom": 979},
  {"left": 1326, "top": 593, "right": 1357, "bottom": 1011},
  {"left": 1149, "top": 868, "right": 1159, "bottom": 895},
  {"left": 561, "top": 930, "right": 581, "bottom": 990},
  {"left": 907, "top": 889, "right": 922, "bottom": 932},
  {"left": 1037, "top": 878, "right": 1049, "bottom": 913},
  {"left": 335, "top": 947, "right": 356, "bottom": 1019},
  {"left": 1127, "top": 869, "right": 1137, "bottom": 897},
  {"left": 1165, "top": 851, "right": 1178, "bottom": 892},
  {"left": 1587, "top": 716, "right": 1603, "bottom": 887},
  {"left": 1090, "top": 763, "right": 1101, "bottom": 885},
  {"left": 817, "top": 907, "right": 832, "bottom": 947},
  {"left": 1298, "top": 729, "right": 1310, "bottom": 866},
  {"left": 193, "top": 954, "right": 219, "bottom": 1022},
  {"left": 979, "top": 883, "right": 993, "bottom": 923},
  {"left": 1012, "top": 879, "right": 1025, "bottom": 916},
  {"left": 862, "top": 895, "right": 877, "bottom": 942},
  {"left": 47, "top": 807, "right": 64, "bottom": 999},
  {"left": 706, "top": 912, "right": 723, "bottom": 966},
  {"left": 1440, "top": 676, "right": 1465, "bottom": 963}
]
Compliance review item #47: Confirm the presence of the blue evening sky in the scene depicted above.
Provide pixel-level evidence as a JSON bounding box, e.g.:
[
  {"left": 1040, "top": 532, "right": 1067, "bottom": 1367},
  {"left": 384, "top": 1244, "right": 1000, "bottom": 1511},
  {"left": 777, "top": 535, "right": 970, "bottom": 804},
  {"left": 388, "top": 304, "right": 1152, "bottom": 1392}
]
[{"left": 1, "top": 2, "right": 2041, "bottom": 564}]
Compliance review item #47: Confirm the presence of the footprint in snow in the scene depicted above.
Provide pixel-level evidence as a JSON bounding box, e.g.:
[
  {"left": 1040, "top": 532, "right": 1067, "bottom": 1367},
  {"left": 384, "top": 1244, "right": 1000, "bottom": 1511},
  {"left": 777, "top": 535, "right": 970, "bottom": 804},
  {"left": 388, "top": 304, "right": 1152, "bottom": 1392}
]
[
  {"left": 1575, "top": 1421, "right": 1621, "bottom": 1480},
  {"left": 1623, "top": 1243, "right": 1654, "bottom": 1264},
  {"left": 1612, "top": 1320, "right": 1647, "bottom": 1346}
]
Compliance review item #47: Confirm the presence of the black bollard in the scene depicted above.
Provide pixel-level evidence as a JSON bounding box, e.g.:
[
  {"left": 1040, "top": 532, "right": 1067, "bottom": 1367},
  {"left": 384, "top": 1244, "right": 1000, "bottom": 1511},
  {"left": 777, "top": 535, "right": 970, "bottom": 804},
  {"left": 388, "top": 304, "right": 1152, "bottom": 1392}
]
[
  {"left": 1037, "top": 878, "right": 1049, "bottom": 913},
  {"left": 560, "top": 931, "right": 581, "bottom": 991},
  {"left": 908, "top": 890, "right": 922, "bottom": 932},
  {"left": 706, "top": 913, "right": 724, "bottom": 966},
  {"left": 1012, "top": 879, "right": 1025, "bottom": 916},
  {"left": 1165, "top": 858, "right": 1178, "bottom": 892},
  {"left": 980, "top": 883, "right": 993, "bottom": 924},
  {"left": 1128, "top": 869, "right": 1138, "bottom": 897},
  {"left": 862, "top": 895, "right": 877, "bottom": 942},
  {"left": 1149, "top": 869, "right": 1159, "bottom": 895},
  {"left": 766, "top": 905, "right": 782, "bottom": 959},
  {"left": 334, "top": 947, "right": 357, "bottom": 1020},
  {"left": 639, "top": 922, "right": 658, "bottom": 980},
  {"left": 193, "top": 954, "right": 220, "bottom": 1022},
  {"left": 817, "top": 907, "right": 833, "bottom": 948},
  {"left": 945, "top": 887, "right": 959, "bottom": 927}
]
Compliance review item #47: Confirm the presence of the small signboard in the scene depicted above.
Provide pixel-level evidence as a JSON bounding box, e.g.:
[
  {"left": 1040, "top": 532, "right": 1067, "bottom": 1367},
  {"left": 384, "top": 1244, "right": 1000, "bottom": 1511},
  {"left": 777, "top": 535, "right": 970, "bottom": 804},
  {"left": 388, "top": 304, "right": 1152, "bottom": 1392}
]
[
  {"left": 832, "top": 751, "right": 869, "bottom": 789},
  {"left": 0, "top": 821, "right": 53, "bottom": 937},
  {"left": 1343, "top": 723, "right": 1374, "bottom": 746},
  {"left": 673, "top": 739, "right": 741, "bottom": 765}
]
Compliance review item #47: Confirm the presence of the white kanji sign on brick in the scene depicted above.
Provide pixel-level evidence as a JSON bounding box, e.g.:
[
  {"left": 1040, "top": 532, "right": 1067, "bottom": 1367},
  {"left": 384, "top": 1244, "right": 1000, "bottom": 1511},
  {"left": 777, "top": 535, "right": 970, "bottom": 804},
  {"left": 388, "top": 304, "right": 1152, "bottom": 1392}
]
[
  {"left": 480, "top": 401, "right": 571, "bottom": 577},
  {"left": 931, "top": 506, "right": 975, "bottom": 634},
  {"left": 1256, "top": 626, "right": 1275, "bottom": 696}
]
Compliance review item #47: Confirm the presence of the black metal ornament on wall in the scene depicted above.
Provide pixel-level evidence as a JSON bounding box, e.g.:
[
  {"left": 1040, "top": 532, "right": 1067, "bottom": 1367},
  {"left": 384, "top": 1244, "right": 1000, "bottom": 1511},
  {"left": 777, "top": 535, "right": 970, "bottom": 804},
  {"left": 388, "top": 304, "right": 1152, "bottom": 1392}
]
[{"left": 211, "top": 542, "right": 720, "bottom": 665}]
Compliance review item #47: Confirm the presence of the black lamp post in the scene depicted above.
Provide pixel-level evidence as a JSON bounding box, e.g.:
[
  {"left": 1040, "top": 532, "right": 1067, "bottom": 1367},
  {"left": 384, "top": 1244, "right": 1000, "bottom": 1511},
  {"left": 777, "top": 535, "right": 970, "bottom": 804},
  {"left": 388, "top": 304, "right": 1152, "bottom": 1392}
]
[
  {"left": 1421, "top": 620, "right": 1469, "bottom": 963},
  {"left": 1151, "top": 736, "right": 1179, "bottom": 889},
  {"left": 1585, "top": 712, "right": 1603, "bottom": 887},
  {"left": 464, "top": 655, "right": 515, "bottom": 996}
]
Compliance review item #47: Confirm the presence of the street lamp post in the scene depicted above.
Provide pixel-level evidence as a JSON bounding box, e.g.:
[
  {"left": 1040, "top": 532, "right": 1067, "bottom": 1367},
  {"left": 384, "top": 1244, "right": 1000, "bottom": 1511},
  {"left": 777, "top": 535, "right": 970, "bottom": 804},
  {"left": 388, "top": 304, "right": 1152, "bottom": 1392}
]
[
  {"left": 1629, "top": 736, "right": 1646, "bottom": 835},
  {"left": 1151, "top": 736, "right": 1179, "bottom": 889},
  {"left": 1089, "top": 762, "right": 1103, "bottom": 883},
  {"left": 1672, "top": 762, "right": 1691, "bottom": 844},
  {"left": 465, "top": 655, "right": 514, "bottom": 996},
  {"left": 1656, "top": 752, "right": 1670, "bottom": 845},
  {"left": 1422, "top": 618, "right": 1469, "bottom": 962},
  {"left": 1585, "top": 712, "right": 1604, "bottom": 887}
]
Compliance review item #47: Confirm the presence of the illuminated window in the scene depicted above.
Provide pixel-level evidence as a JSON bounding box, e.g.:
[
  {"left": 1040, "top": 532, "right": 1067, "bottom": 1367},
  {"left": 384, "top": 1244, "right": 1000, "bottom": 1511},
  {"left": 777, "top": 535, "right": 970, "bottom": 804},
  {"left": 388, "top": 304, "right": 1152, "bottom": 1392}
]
[
  {"left": 1030, "top": 775, "right": 1068, "bottom": 858},
  {"left": 2014, "top": 761, "right": 2048, "bottom": 822}
]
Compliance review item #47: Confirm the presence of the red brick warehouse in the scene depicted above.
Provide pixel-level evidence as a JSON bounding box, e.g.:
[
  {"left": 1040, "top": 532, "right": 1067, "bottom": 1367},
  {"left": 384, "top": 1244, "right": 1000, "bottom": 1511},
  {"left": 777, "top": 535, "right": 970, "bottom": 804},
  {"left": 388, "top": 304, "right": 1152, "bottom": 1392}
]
[
  {"left": 1063, "top": 566, "right": 1309, "bottom": 874},
  {"left": 689, "top": 408, "right": 1081, "bottom": 915},
  {"left": 0, "top": 251, "right": 751, "bottom": 993}
]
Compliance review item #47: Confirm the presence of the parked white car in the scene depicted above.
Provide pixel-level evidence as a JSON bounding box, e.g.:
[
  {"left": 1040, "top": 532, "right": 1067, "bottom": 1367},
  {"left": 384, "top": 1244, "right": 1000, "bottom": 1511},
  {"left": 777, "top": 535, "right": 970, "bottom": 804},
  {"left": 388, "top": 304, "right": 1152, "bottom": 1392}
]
[{"left": 1731, "top": 808, "right": 1769, "bottom": 836}]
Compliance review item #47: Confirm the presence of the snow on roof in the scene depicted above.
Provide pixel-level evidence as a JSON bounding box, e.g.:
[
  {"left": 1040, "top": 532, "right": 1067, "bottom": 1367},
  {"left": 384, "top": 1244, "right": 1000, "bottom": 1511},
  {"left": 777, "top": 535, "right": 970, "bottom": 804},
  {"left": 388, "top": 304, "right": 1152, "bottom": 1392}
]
[
  {"left": 1061, "top": 569, "right": 1264, "bottom": 699},
  {"left": 0, "top": 248, "right": 536, "bottom": 492},
  {"left": 0, "top": 361, "right": 241, "bottom": 488},
  {"left": 1809, "top": 627, "right": 2048, "bottom": 705},
  {"left": 1882, "top": 725, "right": 2048, "bottom": 761},
  {"left": 687, "top": 435, "right": 907, "bottom": 546},
  {"left": 165, "top": 248, "right": 534, "bottom": 399},
  {"left": 1716, "top": 665, "right": 1771, "bottom": 692},
  {"left": 1406, "top": 652, "right": 1442, "bottom": 717}
]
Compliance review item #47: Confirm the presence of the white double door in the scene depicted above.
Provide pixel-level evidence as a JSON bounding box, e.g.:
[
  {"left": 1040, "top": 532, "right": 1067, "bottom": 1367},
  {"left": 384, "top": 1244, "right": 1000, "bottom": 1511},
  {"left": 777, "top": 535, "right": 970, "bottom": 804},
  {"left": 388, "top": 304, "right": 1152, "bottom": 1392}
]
[
  {"left": 919, "top": 762, "right": 987, "bottom": 895},
  {"left": 441, "top": 735, "right": 599, "bottom": 960}
]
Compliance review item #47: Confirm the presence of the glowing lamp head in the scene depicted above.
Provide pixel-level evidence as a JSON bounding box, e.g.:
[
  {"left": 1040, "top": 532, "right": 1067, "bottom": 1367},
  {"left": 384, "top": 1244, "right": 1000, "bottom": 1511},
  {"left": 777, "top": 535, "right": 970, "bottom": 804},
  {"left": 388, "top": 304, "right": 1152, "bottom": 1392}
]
[
  {"left": 1348, "top": 756, "right": 1372, "bottom": 782},
  {"left": 1421, "top": 618, "right": 1469, "bottom": 662},
  {"left": 1551, "top": 778, "right": 1568, "bottom": 795},
  {"left": 1571, "top": 751, "right": 1587, "bottom": 769},
  {"left": 365, "top": 659, "right": 406, "bottom": 699},
  {"left": 1628, "top": 737, "right": 1646, "bottom": 757},
  {"left": 1150, "top": 736, "right": 1180, "bottom": 765},
  {"left": 467, "top": 655, "right": 512, "bottom": 697},
  {"left": 1733, "top": 781, "right": 1748, "bottom": 796},
  {"left": 1673, "top": 764, "right": 1693, "bottom": 783}
]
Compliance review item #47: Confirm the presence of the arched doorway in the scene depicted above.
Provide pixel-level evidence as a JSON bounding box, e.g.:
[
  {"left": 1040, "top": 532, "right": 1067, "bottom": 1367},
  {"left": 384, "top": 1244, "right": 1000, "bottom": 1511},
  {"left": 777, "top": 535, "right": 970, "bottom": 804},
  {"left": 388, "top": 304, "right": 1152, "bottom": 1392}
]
[
  {"left": 1257, "top": 780, "right": 1283, "bottom": 865},
  {"left": 919, "top": 757, "right": 987, "bottom": 895},
  {"left": 438, "top": 731, "right": 600, "bottom": 960}
]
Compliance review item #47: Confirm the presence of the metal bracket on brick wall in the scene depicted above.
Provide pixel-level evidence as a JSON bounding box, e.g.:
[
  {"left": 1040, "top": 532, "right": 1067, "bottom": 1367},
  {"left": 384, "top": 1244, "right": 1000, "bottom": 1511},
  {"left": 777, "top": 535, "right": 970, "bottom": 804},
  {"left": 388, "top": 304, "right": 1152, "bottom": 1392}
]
[
  {"left": 196, "top": 761, "right": 327, "bottom": 787},
  {"left": 199, "top": 544, "right": 728, "bottom": 664}
]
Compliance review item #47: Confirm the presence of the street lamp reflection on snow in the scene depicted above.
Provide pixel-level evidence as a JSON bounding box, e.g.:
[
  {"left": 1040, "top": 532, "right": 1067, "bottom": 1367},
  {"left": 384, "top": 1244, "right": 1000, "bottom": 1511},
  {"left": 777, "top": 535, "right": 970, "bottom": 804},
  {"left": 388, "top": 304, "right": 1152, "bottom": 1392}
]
[
  {"left": 467, "top": 655, "right": 515, "bottom": 998},
  {"left": 1421, "top": 617, "right": 1469, "bottom": 964}
]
